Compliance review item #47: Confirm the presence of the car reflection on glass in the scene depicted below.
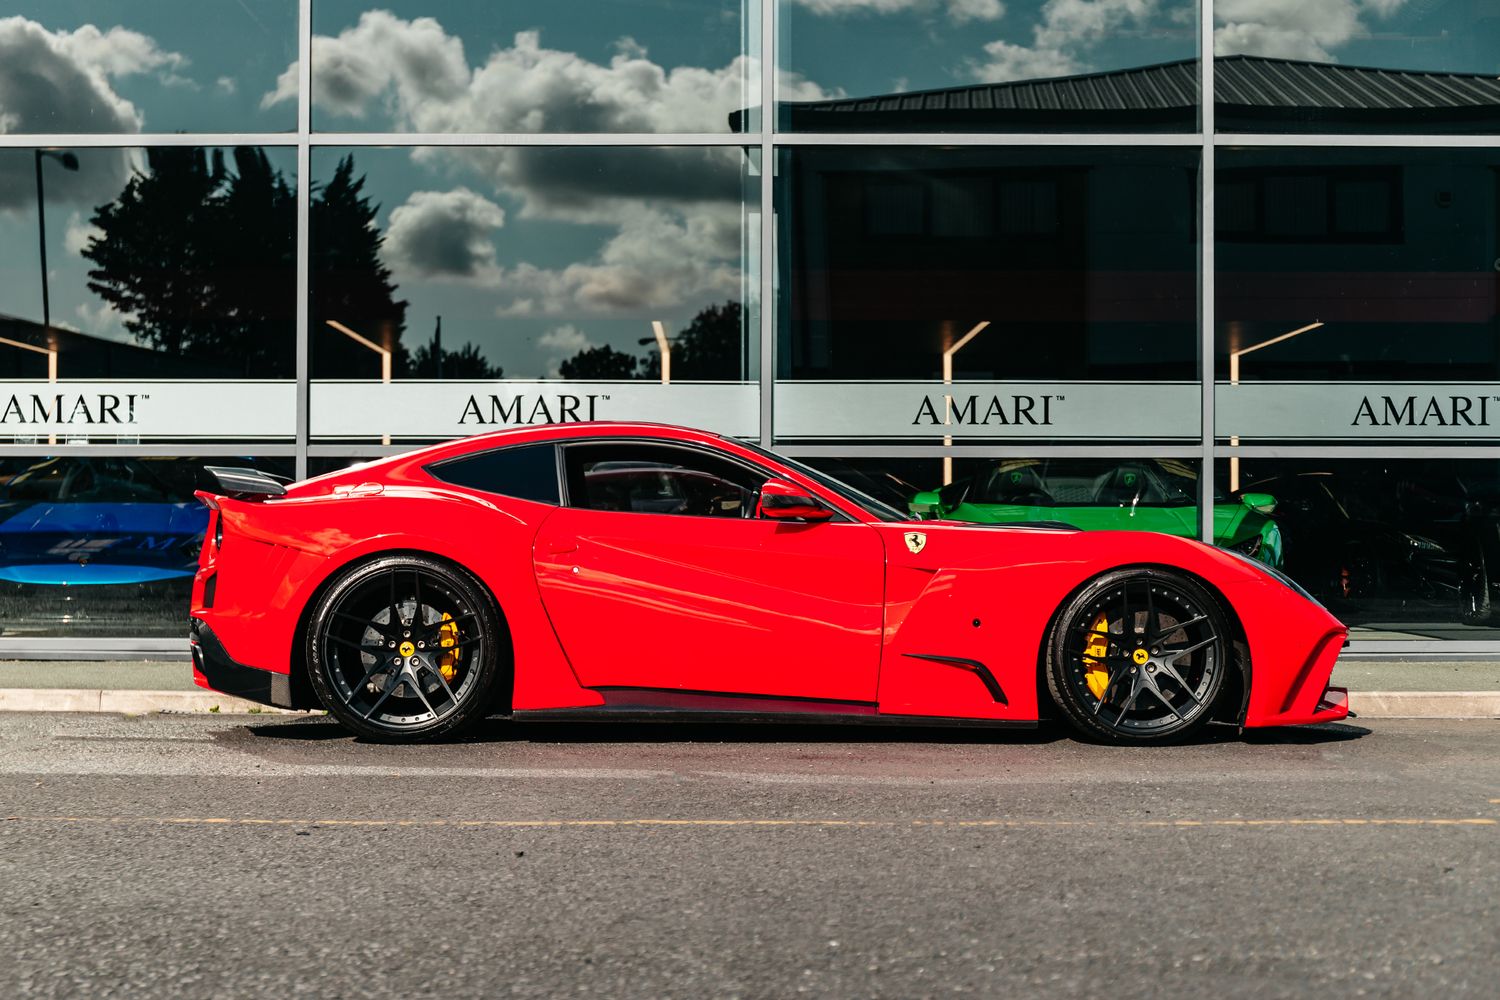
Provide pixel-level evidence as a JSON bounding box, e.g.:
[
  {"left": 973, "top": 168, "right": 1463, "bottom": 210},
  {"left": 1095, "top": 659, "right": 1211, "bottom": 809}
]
[
  {"left": 909, "top": 459, "right": 1283, "bottom": 568},
  {"left": 1242, "top": 470, "right": 1487, "bottom": 625},
  {"left": 0, "top": 458, "right": 209, "bottom": 633}
]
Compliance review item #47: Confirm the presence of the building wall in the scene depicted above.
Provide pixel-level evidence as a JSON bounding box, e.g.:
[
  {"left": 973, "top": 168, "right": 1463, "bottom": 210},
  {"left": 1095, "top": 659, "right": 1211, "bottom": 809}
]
[{"left": 0, "top": 2, "right": 1498, "bottom": 652}]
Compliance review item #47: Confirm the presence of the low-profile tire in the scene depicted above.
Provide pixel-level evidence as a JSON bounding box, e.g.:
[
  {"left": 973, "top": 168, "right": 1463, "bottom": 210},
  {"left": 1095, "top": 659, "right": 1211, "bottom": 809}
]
[
  {"left": 306, "top": 554, "right": 505, "bottom": 742},
  {"left": 1045, "top": 567, "right": 1230, "bottom": 744}
]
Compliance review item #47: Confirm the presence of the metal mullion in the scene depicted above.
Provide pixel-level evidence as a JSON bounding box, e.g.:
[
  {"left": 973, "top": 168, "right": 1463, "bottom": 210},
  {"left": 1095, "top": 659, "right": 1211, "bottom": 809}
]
[
  {"left": 1216, "top": 132, "right": 1500, "bottom": 148},
  {"left": 774, "top": 444, "right": 1207, "bottom": 459},
  {"left": 772, "top": 132, "right": 1202, "bottom": 147},
  {"left": 759, "top": 0, "right": 775, "bottom": 446},
  {"left": 0, "top": 444, "right": 297, "bottom": 457},
  {"left": 1199, "top": 0, "right": 1216, "bottom": 544},
  {"left": 0, "top": 134, "right": 296, "bottom": 148},
  {"left": 1219, "top": 444, "right": 1500, "bottom": 459},
  {"left": 295, "top": 0, "right": 312, "bottom": 481},
  {"left": 319, "top": 132, "right": 746, "bottom": 146}
]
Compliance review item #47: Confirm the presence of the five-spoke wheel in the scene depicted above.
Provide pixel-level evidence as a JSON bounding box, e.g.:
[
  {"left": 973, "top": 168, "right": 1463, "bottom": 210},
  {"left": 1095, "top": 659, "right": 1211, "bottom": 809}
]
[
  {"left": 1046, "top": 568, "right": 1230, "bottom": 743},
  {"left": 306, "top": 555, "right": 504, "bottom": 741}
]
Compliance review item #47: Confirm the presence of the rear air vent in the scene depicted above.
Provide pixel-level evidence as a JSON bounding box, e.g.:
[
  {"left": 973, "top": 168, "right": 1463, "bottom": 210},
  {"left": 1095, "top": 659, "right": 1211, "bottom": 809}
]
[{"left": 202, "top": 573, "right": 217, "bottom": 609}]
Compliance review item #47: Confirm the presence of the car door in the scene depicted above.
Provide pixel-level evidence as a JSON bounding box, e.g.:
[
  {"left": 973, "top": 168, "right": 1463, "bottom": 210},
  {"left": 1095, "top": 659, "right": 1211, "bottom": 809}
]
[{"left": 532, "top": 440, "right": 885, "bottom": 704}]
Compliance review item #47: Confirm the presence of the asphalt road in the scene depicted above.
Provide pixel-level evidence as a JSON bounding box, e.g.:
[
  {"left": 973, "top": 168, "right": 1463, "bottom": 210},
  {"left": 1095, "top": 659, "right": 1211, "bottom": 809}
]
[{"left": 2, "top": 714, "right": 1498, "bottom": 999}]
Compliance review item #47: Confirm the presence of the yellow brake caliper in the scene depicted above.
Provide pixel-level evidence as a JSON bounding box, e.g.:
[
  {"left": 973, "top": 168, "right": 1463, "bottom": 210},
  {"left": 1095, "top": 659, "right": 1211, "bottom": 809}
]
[
  {"left": 437, "top": 612, "right": 461, "bottom": 682},
  {"left": 1083, "top": 612, "right": 1110, "bottom": 700}
]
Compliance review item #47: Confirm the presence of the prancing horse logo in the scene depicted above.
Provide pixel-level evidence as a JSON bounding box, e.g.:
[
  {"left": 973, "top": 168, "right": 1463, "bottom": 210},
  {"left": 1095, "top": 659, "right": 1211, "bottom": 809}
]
[{"left": 904, "top": 531, "right": 927, "bottom": 555}]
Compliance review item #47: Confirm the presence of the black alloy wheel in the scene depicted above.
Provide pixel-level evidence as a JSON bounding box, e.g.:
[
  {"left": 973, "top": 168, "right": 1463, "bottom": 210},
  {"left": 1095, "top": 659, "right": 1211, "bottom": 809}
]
[
  {"left": 306, "top": 555, "right": 504, "bottom": 742},
  {"left": 1046, "top": 568, "right": 1230, "bottom": 743}
]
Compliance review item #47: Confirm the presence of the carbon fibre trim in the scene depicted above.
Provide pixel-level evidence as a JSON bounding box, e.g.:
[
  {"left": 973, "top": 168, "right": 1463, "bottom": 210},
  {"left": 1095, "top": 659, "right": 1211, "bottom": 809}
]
[{"left": 901, "top": 654, "right": 1009, "bottom": 705}]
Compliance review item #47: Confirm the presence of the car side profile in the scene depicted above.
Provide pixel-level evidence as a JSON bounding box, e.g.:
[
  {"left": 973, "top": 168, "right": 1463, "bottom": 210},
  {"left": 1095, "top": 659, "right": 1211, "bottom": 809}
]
[{"left": 189, "top": 423, "right": 1350, "bottom": 744}]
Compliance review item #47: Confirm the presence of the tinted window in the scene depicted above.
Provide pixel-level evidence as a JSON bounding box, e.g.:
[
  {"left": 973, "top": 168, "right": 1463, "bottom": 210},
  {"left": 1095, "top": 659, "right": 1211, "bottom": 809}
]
[
  {"left": 428, "top": 445, "right": 559, "bottom": 505},
  {"left": 563, "top": 443, "right": 763, "bottom": 518}
]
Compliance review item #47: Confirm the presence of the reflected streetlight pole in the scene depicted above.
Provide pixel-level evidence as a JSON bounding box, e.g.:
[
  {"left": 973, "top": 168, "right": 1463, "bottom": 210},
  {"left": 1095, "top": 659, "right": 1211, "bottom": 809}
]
[
  {"left": 1227, "top": 321, "right": 1324, "bottom": 491},
  {"left": 34, "top": 150, "right": 80, "bottom": 336},
  {"left": 327, "top": 320, "right": 392, "bottom": 445},
  {"left": 639, "top": 321, "right": 674, "bottom": 384},
  {"left": 941, "top": 320, "right": 990, "bottom": 485}
]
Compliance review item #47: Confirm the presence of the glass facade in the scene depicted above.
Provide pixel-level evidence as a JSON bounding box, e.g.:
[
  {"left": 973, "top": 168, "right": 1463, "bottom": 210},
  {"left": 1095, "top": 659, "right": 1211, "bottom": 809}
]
[{"left": 1, "top": 2, "right": 1498, "bottom": 650}]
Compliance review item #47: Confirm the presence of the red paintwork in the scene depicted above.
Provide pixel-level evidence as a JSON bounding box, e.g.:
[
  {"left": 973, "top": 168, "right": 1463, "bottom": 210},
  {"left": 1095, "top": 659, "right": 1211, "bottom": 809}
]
[{"left": 190, "top": 422, "right": 1348, "bottom": 729}]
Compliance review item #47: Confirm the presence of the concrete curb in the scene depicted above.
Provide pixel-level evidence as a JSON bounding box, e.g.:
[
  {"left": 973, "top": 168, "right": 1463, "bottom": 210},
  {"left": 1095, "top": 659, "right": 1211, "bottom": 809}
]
[
  {"left": 0, "top": 689, "right": 308, "bottom": 715},
  {"left": 0, "top": 688, "right": 1496, "bottom": 720},
  {"left": 1346, "top": 691, "right": 1500, "bottom": 720}
]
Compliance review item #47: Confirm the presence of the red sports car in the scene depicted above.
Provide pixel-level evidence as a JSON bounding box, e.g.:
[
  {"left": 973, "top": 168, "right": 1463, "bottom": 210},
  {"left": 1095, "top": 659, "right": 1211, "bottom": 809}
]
[{"left": 189, "top": 423, "right": 1350, "bottom": 743}]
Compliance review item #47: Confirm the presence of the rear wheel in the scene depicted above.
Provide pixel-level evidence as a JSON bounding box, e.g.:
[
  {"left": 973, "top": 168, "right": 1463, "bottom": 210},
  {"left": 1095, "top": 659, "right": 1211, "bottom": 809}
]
[
  {"left": 1045, "top": 568, "right": 1229, "bottom": 744},
  {"left": 306, "top": 555, "right": 504, "bottom": 742}
]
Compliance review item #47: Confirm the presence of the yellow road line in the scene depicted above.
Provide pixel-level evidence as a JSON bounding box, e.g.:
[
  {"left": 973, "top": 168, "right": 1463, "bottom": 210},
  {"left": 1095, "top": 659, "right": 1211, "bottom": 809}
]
[{"left": 3, "top": 815, "right": 1495, "bottom": 830}]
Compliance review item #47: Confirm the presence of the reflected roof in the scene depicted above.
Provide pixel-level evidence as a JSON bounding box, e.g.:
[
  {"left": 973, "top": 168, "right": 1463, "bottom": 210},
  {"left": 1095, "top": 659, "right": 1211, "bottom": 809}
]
[{"left": 763, "top": 55, "right": 1500, "bottom": 133}]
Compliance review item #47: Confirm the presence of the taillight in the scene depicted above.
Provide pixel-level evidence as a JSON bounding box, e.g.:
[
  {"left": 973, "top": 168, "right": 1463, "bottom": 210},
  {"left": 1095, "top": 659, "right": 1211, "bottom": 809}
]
[{"left": 214, "top": 512, "right": 224, "bottom": 550}]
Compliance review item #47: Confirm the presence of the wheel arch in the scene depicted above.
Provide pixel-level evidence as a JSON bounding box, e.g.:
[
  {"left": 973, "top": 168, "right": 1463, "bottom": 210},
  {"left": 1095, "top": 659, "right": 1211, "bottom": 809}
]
[
  {"left": 1034, "top": 561, "right": 1252, "bottom": 726},
  {"left": 289, "top": 546, "right": 515, "bottom": 713}
]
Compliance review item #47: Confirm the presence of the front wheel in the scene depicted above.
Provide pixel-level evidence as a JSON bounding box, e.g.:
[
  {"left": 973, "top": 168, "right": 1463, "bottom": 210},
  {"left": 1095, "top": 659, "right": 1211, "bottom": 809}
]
[
  {"left": 1045, "top": 568, "right": 1230, "bottom": 744},
  {"left": 306, "top": 555, "right": 505, "bottom": 742}
]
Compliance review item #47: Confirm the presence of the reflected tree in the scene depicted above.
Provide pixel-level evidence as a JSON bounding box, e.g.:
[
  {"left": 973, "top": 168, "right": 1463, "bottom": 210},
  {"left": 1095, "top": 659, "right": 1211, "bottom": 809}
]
[
  {"left": 639, "top": 301, "right": 744, "bottom": 381},
  {"left": 556, "top": 302, "right": 746, "bottom": 381},
  {"left": 559, "top": 344, "right": 641, "bottom": 380},
  {"left": 311, "top": 155, "right": 408, "bottom": 378},
  {"left": 83, "top": 148, "right": 296, "bottom": 376},
  {"left": 409, "top": 337, "right": 503, "bottom": 379}
]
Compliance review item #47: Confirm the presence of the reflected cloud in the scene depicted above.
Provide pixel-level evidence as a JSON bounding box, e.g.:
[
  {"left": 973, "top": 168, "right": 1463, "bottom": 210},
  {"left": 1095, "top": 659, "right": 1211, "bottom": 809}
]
[
  {"left": 383, "top": 187, "right": 506, "bottom": 281},
  {"left": 972, "top": 0, "right": 1167, "bottom": 83},
  {"left": 1215, "top": 0, "right": 1405, "bottom": 62},
  {"left": 790, "top": 0, "right": 1005, "bottom": 21},
  {"left": 269, "top": 11, "right": 830, "bottom": 133}
]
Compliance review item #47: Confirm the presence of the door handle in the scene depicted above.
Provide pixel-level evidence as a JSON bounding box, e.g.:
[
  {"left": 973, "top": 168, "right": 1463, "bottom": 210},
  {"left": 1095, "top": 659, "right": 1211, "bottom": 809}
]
[{"left": 545, "top": 540, "right": 579, "bottom": 555}]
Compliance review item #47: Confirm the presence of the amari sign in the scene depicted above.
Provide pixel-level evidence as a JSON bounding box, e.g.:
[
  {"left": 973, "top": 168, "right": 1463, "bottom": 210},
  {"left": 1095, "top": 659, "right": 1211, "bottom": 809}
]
[
  {"left": 0, "top": 381, "right": 295, "bottom": 440},
  {"left": 311, "top": 381, "right": 759, "bottom": 439},
  {"left": 1217, "top": 383, "right": 1500, "bottom": 440},
  {"left": 775, "top": 382, "right": 1202, "bottom": 440}
]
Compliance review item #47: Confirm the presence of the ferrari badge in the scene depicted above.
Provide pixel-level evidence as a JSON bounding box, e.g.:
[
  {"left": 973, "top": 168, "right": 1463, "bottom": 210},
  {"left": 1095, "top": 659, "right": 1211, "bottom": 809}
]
[{"left": 904, "top": 531, "right": 927, "bottom": 554}]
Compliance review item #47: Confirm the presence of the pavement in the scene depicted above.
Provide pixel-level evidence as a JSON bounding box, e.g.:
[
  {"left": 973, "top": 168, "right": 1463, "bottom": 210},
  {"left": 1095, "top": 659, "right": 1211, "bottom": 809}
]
[
  {"left": 1, "top": 712, "right": 1497, "bottom": 998},
  {"left": 2, "top": 657, "right": 1499, "bottom": 718}
]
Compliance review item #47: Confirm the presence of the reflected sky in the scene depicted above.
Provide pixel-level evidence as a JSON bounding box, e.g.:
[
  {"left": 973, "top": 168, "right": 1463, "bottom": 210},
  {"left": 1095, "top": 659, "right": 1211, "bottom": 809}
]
[{"left": 2, "top": 2, "right": 296, "bottom": 133}]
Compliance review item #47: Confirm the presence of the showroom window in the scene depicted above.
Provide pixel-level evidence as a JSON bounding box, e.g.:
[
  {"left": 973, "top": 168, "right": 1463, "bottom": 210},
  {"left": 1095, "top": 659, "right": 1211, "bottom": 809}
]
[{"left": 3, "top": 2, "right": 1500, "bottom": 653}]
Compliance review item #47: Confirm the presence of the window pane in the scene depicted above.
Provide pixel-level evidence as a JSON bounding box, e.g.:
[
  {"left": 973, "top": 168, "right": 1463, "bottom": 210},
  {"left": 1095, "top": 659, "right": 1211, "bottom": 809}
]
[
  {"left": 778, "top": 0, "right": 1199, "bottom": 133},
  {"left": 1215, "top": 2, "right": 1500, "bottom": 134},
  {"left": 311, "top": 1, "right": 757, "bottom": 133},
  {"left": 1214, "top": 148, "right": 1500, "bottom": 445},
  {"left": 428, "top": 444, "right": 560, "bottom": 505},
  {"left": 0, "top": 455, "right": 292, "bottom": 637},
  {"left": 309, "top": 145, "right": 760, "bottom": 443},
  {"left": 563, "top": 443, "right": 763, "bottom": 517},
  {"left": 1, "top": 146, "right": 296, "bottom": 444},
  {"left": 1218, "top": 458, "right": 1500, "bottom": 640},
  {"left": 777, "top": 146, "right": 1200, "bottom": 446},
  {"left": 2, "top": 3, "right": 297, "bottom": 133}
]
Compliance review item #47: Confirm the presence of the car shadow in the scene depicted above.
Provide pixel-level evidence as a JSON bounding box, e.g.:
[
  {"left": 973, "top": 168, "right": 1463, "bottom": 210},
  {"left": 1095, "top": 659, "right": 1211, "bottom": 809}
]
[{"left": 239, "top": 715, "right": 1372, "bottom": 747}]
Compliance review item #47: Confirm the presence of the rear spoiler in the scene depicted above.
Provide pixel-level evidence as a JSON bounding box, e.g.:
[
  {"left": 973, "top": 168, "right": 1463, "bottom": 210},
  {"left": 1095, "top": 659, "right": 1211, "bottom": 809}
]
[{"left": 199, "top": 466, "right": 292, "bottom": 501}]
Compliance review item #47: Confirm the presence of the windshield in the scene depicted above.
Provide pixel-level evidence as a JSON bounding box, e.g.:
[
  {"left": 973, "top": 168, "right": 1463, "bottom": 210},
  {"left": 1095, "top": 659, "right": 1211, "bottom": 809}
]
[
  {"left": 967, "top": 459, "right": 1215, "bottom": 507},
  {"left": 734, "top": 441, "right": 910, "bottom": 522}
]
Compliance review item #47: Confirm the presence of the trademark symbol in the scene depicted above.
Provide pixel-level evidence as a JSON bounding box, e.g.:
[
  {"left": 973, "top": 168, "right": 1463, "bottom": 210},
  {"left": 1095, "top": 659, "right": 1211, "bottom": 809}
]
[
  {"left": 601, "top": 395, "right": 611, "bottom": 401},
  {"left": 1056, "top": 395, "right": 1065, "bottom": 402}
]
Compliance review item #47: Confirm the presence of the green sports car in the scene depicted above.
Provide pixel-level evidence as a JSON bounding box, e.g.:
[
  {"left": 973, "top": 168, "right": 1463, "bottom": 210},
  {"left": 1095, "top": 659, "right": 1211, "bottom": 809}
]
[{"left": 908, "top": 459, "right": 1284, "bottom": 567}]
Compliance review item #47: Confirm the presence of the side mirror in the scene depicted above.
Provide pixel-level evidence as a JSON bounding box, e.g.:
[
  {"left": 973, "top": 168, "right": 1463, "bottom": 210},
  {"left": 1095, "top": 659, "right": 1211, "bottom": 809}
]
[
  {"left": 757, "top": 478, "right": 833, "bottom": 521},
  {"left": 908, "top": 490, "right": 942, "bottom": 518},
  {"left": 1240, "top": 492, "right": 1277, "bottom": 516}
]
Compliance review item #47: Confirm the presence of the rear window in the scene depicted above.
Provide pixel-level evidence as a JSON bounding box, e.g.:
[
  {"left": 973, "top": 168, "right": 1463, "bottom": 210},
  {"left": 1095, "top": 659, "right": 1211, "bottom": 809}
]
[{"left": 427, "top": 444, "right": 560, "bottom": 505}]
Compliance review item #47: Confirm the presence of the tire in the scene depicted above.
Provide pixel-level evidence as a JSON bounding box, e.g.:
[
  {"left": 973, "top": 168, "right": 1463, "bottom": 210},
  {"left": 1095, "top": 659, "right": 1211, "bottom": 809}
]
[
  {"left": 306, "top": 554, "right": 505, "bottom": 742},
  {"left": 1045, "top": 567, "right": 1230, "bottom": 744}
]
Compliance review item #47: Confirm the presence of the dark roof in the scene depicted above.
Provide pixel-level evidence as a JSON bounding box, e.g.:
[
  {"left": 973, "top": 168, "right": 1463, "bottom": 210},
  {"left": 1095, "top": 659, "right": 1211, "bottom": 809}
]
[{"left": 755, "top": 55, "right": 1500, "bottom": 133}]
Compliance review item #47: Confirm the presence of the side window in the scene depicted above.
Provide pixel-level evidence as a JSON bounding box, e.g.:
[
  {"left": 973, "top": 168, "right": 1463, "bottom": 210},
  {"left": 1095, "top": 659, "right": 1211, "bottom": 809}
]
[
  {"left": 563, "top": 443, "right": 765, "bottom": 518},
  {"left": 426, "top": 444, "right": 560, "bottom": 505}
]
